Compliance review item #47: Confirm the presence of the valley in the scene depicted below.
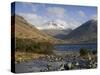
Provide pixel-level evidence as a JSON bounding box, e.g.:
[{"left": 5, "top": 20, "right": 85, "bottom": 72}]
[{"left": 12, "top": 15, "right": 97, "bottom": 73}]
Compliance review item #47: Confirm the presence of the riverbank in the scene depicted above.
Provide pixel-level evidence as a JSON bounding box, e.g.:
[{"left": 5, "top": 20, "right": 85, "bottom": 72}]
[
  {"left": 15, "top": 51, "right": 46, "bottom": 63},
  {"left": 15, "top": 50, "right": 79, "bottom": 63},
  {"left": 15, "top": 49, "right": 97, "bottom": 73}
]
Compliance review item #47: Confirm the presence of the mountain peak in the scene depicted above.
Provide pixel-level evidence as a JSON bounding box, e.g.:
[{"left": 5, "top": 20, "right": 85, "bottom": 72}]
[{"left": 37, "top": 20, "right": 67, "bottom": 30}]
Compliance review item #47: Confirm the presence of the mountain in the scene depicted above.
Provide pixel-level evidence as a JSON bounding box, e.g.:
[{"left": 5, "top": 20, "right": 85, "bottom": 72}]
[
  {"left": 42, "top": 28, "right": 72, "bottom": 39},
  {"left": 37, "top": 21, "right": 67, "bottom": 30},
  {"left": 38, "top": 21, "right": 72, "bottom": 39},
  {"left": 64, "top": 19, "right": 97, "bottom": 43},
  {"left": 12, "top": 15, "right": 59, "bottom": 43}
]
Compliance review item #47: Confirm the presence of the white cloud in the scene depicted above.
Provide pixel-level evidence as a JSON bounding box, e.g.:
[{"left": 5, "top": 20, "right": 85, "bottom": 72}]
[
  {"left": 78, "top": 10, "right": 86, "bottom": 18},
  {"left": 91, "top": 14, "right": 97, "bottom": 20},
  {"left": 69, "top": 20, "right": 81, "bottom": 29},
  {"left": 21, "top": 2, "right": 32, "bottom": 7},
  {"left": 47, "top": 7, "right": 65, "bottom": 18},
  {"left": 31, "top": 4, "right": 44, "bottom": 13},
  {"left": 19, "top": 2, "right": 39, "bottom": 13},
  {"left": 18, "top": 13, "right": 47, "bottom": 26},
  {"left": 31, "top": 6, "right": 37, "bottom": 13}
]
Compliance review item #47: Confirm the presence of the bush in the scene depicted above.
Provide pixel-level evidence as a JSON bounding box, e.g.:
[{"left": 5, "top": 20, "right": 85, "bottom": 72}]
[
  {"left": 79, "top": 48, "right": 92, "bottom": 57},
  {"left": 15, "top": 38, "right": 54, "bottom": 54},
  {"left": 92, "top": 50, "right": 97, "bottom": 55}
]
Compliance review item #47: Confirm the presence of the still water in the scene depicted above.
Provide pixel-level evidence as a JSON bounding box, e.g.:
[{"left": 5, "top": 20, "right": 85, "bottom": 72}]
[{"left": 54, "top": 44, "right": 97, "bottom": 51}]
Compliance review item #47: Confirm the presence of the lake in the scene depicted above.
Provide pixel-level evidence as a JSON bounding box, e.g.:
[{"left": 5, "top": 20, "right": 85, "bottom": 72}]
[{"left": 54, "top": 44, "right": 97, "bottom": 52}]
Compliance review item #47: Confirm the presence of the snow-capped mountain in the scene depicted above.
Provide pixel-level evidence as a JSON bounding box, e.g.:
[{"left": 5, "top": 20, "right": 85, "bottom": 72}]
[{"left": 37, "top": 20, "right": 67, "bottom": 30}]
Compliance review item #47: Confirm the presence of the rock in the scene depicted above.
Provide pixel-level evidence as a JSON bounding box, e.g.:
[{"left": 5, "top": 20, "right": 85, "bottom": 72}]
[
  {"left": 55, "top": 58, "right": 58, "bottom": 61},
  {"left": 64, "top": 62, "right": 74, "bottom": 70},
  {"left": 59, "top": 64, "right": 65, "bottom": 71},
  {"left": 88, "top": 54, "right": 92, "bottom": 61},
  {"left": 64, "top": 63, "right": 70, "bottom": 70},
  {"left": 75, "top": 62, "right": 79, "bottom": 66},
  {"left": 67, "top": 62, "right": 72, "bottom": 69},
  {"left": 47, "top": 64, "right": 52, "bottom": 71},
  {"left": 92, "top": 62, "right": 97, "bottom": 68},
  {"left": 41, "top": 68, "right": 48, "bottom": 72}
]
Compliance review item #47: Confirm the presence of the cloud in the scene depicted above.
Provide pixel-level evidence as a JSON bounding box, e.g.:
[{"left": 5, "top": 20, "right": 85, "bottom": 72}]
[
  {"left": 47, "top": 7, "right": 65, "bottom": 18},
  {"left": 18, "top": 2, "right": 39, "bottom": 13},
  {"left": 91, "top": 14, "right": 97, "bottom": 20},
  {"left": 55, "top": 19, "right": 81, "bottom": 29},
  {"left": 17, "top": 7, "right": 90, "bottom": 30},
  {"left": 18, "top": 12, "right": 81, "bottom": 30},
  {"left": 31, "top": 4, "right": 45, "bottom": 13},
  {"left": 69, "top": 20, "right": 81, "bottom": 29},
  {"left": 18, "top": 13, "right": 47, "bottom": 26},
  {"left": 78, "top": 10, "right": 86, "bottom": 18}
]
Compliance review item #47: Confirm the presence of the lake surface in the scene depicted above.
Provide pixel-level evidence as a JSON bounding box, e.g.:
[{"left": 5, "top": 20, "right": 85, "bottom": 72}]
[{"left": 54, "top": 44, "right": 97, "bottom": 52}]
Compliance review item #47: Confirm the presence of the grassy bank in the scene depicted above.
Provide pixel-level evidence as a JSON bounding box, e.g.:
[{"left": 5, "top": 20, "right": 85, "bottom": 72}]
[
  {"left": 15, "top": 51, "right": 46, "bottom": 63},
  {"left": 15, "top": 38, "right": 54, "bottom": 54},
  {"left": 15, "top": 38, "right": 55, "bottom": 63}
]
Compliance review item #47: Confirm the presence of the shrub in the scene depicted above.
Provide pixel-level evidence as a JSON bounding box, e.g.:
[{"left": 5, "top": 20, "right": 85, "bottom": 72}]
[
  {"left": 79, "top": 48, "right": 92, "bottom": 57},
  {"left": 92, "top": 50, "right": 97, "bottom": 55},
  {"left": 15, "top": 38, "right": 54, "bottom": 54}
]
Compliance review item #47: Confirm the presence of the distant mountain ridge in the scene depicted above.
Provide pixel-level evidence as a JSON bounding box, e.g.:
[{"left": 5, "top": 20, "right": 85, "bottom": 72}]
[
  {"left": 12, "top": 15, "right": 97, "bottom": 44},
  {"left": 64, "top": 19, "right": 97, "bottom": 43},
  {"left": 42, "top": 28, "right": 72, "bottom": 39},
  {"left": 40, "top": 21, "right": 73, "bottom": 39}
]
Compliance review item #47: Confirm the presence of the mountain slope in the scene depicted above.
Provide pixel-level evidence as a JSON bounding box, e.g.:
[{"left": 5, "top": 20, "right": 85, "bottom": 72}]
[
  {"left": 42, "top": 28, "right": 72, "bottom": 39},
  {"left": 13, "top": 15, "right": 58, "bottom": 43},
  {"left": 65, "top": 19, "right": 97, "bottom": 43}
]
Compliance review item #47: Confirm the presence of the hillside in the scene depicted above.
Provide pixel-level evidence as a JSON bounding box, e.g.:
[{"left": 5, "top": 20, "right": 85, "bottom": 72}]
[
  {"left": 64, "top": 19, "right": 97, "bottom": 43},
  {"left": 42, "top": 29, "right": 72, "bottom": 39},
  {"left": 13, "top": 15, "right": 58, "bottom": 43}
]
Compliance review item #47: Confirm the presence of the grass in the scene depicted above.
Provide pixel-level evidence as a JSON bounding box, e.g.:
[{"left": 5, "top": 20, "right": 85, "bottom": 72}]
[
  {"left": 15, "top": 51, "right": 46, "bottom": 63},
  {"left": 15, "top": 38, "right": 55, "bottom": 63},
  {"left": 16, "top": 38, "right": 54, "bottom": 54},
  {"left": 79, "top": 48, "right": 97, "bottom": 61}
]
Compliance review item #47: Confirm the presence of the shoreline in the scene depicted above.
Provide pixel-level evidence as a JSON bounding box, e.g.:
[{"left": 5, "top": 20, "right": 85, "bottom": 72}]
[{"left": 15, "top": 50, "right": 97, "bottom": 73}]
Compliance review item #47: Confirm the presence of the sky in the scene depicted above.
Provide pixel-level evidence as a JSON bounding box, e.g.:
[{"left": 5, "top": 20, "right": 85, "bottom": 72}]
[{"left": 12, "top": 2, "right": 97, "bottom": 29}]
